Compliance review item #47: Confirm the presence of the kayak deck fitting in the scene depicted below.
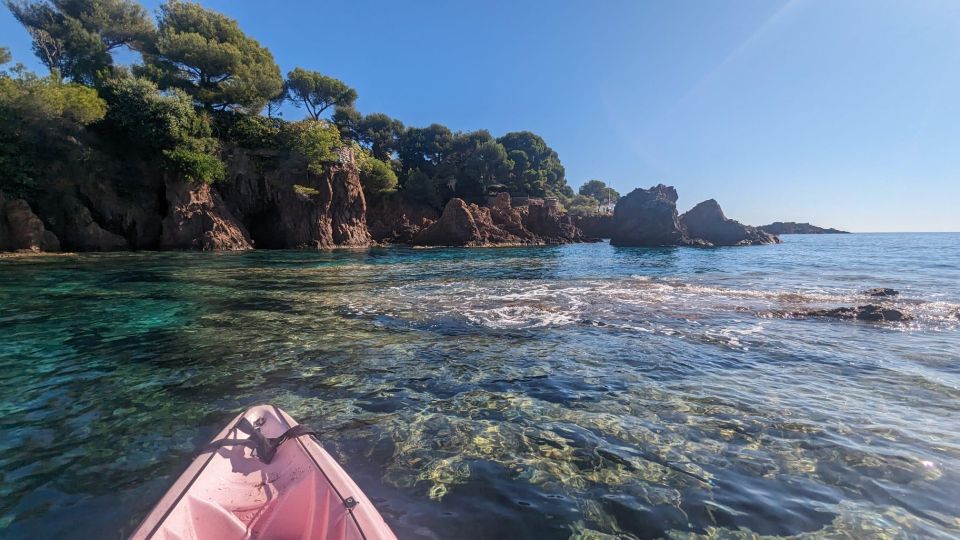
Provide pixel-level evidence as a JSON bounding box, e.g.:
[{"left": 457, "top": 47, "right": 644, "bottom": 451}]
[{"left": 131, "top": 404, "right": 397, "bottom": 540}]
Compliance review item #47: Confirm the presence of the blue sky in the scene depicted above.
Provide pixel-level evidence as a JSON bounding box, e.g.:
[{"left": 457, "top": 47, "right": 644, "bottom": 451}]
[{"left": 3, "top": 0, "right": 959, "bottom": 231}]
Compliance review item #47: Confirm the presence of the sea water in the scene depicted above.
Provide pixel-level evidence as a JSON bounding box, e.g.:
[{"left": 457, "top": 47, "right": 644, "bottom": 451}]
[{"left": 1, "top": 234, "right": 958, "bottom": 538}]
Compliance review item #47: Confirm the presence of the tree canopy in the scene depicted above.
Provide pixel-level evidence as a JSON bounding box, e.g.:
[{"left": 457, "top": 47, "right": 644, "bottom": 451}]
[
  {"left": 144, "top": 0, "right": 282, "bottom": 112},
  {"left": 579, "top": 179, "right": 619, "bottom": 204},
  {"left": 1, "top": 0, "right": 585, "bottom": 203},
  {"left": 285, "top": 67, "right": 356, "bottom": 120},
  {"left": 356, "top": 112, "right": 403, "bottom": 161},
  {"left": 5, "top": 0, "right": 153, "bottom": 83},
  {"left": 497, "top": 131, "right": 565, "bottom": 198}
]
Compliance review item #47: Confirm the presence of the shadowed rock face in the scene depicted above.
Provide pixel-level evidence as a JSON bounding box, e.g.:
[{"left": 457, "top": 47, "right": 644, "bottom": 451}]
[
  {"left": 217, "top": 147, "right": 372, "bottom": 249},
  {"left": 0, "top": 194, "right": 60, "bottom": 252},
  {"left": 609, "top": 185, "right": 700, "bottom": 247},
  {"left": 44, "top": 195, "right": 129, "bottom": 251},
  {"left": 575, "top": 214, "right": 615, "bottom": 239},
  {"left": 680, "top": 199, "right": 780, "bottom": 246},
  {"left": 159, "top": 177, "right": 251, "bottom": 251},
  {"left": 366, "top": 196, "right": 439, "bottom": 244}
]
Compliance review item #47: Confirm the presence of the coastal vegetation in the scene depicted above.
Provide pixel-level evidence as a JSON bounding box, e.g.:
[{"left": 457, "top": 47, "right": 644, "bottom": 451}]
[
  {"left": 0, "top": 0, "right": 797, "bottom": 253},
  {"left": 1, "top": 0, "right": 579, "bottom": 207}
]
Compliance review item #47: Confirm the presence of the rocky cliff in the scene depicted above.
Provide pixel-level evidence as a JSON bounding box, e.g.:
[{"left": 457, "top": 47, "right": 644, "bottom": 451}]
[
  {"left": 217, "top": 147, "right": 371, "bottom": 249},
  {"left": 2, "top": 144, "right": 372, "bottom": 253}
]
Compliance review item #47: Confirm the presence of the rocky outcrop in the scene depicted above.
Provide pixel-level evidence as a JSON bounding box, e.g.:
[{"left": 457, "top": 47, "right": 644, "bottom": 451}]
[
  {"left": 800, "top": 305, "right": 912, "bottom": 322},
  {"left": 680, "top": 199, "right": 780, "bottom": 246},
  {"left": 522, "top": 198, "right": 582, "bottom": 243},
  {"left": 366, "top": 195, "right": 439, "bottom": 244},
  {"left": 863, "top": 287, "right": 899, "bottom": 297},
  {"left": 410, "top": 194, "right": 583, "bottom": 247},
  {"left": 760, "top": 222, "right": 849, "bottom": 234},
  {"left": 159, "top": 177, "right": 251, "bottom": 251},
  {"left": 218, "top": 147, "right": 372, "bottom": 249},
  {"left": 412, "top": 198, "right": 518, "bottom": 246},
  {"left": 0, "top": 194, "right": 60, "bottom": 252},
  {"left": 609, "top": 185, "right": 702, "bottom": 247}
]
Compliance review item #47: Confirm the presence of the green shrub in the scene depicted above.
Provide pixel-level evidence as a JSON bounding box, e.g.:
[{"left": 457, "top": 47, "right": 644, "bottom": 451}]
[
  {"left": 162, "top": 147, "right": 225, "bottom": 184},
  {"left": 215, "top": 112, "right": 283, "bottom": 148},
  {"left": 358, "top": 151, "right": 397, "bottom": 197},
  {"left": 99, "top": 76, "right": 208, "bottom": 149},
  {"left": 281, "top": 119, "right": 342, "bottom": 174}
]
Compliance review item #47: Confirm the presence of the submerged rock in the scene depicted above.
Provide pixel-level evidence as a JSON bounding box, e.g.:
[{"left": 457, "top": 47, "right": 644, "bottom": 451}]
[
  {"left": 609, "top": 185, "right": 700, "bottom": 247},
  {"left": 804, "top": 304, "right": 912, "bottom": 322},
  {"left": 863, "top": 287, "right": 899, "bottom": 297},
  {"left": 680, "top": 199, "right": 780, "bottom": 246}
]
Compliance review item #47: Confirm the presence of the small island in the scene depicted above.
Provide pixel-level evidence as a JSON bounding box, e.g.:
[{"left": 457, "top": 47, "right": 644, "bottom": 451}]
[{"left": 759, "top": 222, "right": 849, "bottom": 235}]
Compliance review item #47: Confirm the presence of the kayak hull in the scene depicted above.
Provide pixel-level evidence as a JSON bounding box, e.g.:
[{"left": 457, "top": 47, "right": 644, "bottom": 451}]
[{"left": 130, "top": 404, "right": 397, "bottom": 540}]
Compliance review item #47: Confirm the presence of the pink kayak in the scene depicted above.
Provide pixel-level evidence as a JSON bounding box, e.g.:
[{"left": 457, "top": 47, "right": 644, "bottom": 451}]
[{"left": 130, "top": 404, "right": 397, "bottom": 540}]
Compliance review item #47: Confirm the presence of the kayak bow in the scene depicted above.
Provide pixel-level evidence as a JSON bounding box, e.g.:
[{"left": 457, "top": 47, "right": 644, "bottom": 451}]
[{"left": 130, "top": 404, "right": 397, "bottom": 540}]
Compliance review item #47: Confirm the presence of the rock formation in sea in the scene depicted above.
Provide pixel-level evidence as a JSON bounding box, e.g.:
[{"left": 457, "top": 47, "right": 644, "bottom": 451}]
[
  {"left": 410, "top": 193, "right": 581, "bottom": 247},
  {"left": 759, "top": 222, "right": 849, "bottom": 234},
  {"left": 680, "top": 199, "right": 780, "bottom": 246},
  {"left": 863, "top": 287, "right": 899, "bottom": 297},
  {"left": 799, "top": 304, "right": 912, "bottom": 322},
  {"left": 159, "top": 176, "right": 252, "bottom": 251},
  {"left": 608, "top": 185, "right": 703, "bottom": 247}
]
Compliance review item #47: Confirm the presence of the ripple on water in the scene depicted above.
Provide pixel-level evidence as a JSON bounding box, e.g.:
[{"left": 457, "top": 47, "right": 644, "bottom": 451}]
[{"left": 0, "top": 238, "right": 958, "bottom": 539}]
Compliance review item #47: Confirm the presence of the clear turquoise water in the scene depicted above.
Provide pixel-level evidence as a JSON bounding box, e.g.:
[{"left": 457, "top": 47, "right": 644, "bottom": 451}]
[{"left": 1, "top": 234, "right": 958, "bottom": 539}]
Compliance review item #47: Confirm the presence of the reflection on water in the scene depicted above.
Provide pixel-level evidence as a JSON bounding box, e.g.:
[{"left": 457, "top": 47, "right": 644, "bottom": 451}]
[{"left": 0, "top": 234, "right": 959, "bottom": 539}]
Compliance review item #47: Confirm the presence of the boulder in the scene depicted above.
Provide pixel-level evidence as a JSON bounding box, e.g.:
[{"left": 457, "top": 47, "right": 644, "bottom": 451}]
[
  {"left": 680, "top": 199, "right": 780, "bottom": 246},
  {"left": 159, "top": 177, "right": 252, "bottom": 251},
  {"left": 608, "top": 185, "right": 700, "bottom": 246},
  {"left": 218, "top": 146, "right": 372, "bottom": 249},
  {"left": 0, "top": 194, "right": 60, "bottom": 252}
]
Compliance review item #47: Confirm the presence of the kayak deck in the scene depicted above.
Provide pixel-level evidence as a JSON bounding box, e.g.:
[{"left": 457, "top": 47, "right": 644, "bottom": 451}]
[{"left": 131, "top": 404, "right": 396, "bottom": 540}]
